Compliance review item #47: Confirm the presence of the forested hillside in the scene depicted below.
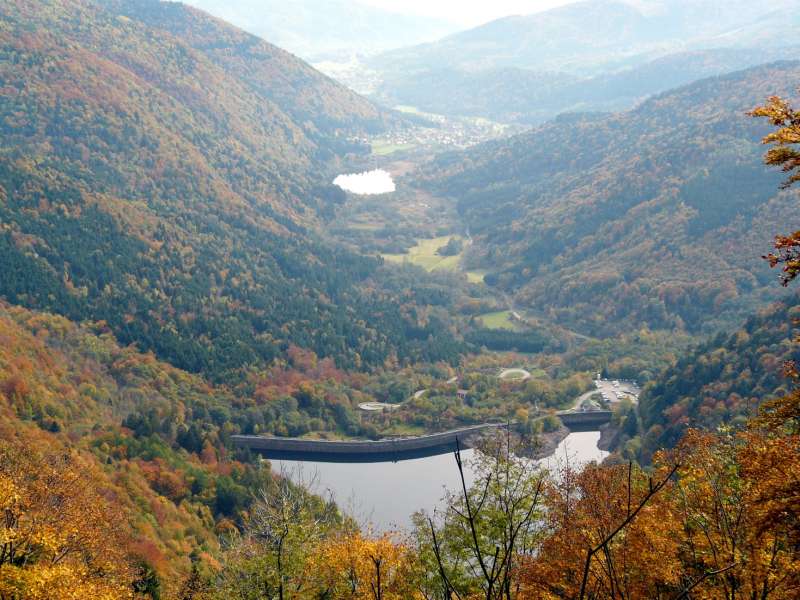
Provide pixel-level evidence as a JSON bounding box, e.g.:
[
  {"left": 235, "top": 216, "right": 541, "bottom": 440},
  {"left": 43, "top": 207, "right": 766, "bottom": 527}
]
[
  {"left": 0, "top": 0, "right": 464, "bottom": 384},
  {"left": 635, "top": 293, "right": 800, "bottom": 461},
  {"left": 107, "top": 0, "right": 396, "bottom": 133},
  {"left": 1, "top": 298, "right": 444, "bottom": 593},
  {"left": 0, "top": 301, "right": 270, "bottom": 593},
  {"left": 416, "top": 62, "right": 800, "bottom": 336},
  {"left": 3, "top": 0, "right": 800, "bottom": 596}
]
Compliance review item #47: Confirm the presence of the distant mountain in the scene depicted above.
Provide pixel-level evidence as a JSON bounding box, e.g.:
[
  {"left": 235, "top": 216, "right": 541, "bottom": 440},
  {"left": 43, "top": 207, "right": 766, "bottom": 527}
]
[
  {"left": 415, "top": 62, "right": 800, "bottom": 337},
  {"left": 373, "top": 46, "right": 800, "bottom": 124},
  {"left": 371, "top": 0, "right": 800, "bottom": 77},
  {"left": 182, "top": 0, "right": 457, "bottom": 61},
  {"left": 0, "top": 0, "right": 463, "bottom": 384},
  {"left": 367, "top": 0, "right": 800, "bottom": 123},
  {"left": 372, "top": 0, "right": 654, "bottom": 77}
]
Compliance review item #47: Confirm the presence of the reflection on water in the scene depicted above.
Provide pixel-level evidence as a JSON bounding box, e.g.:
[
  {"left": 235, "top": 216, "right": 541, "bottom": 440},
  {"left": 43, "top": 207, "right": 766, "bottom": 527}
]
[
  {"left": 272, "top": 449, "right": 478, "bottom": 531},
  {"left": 333, "top": 169, "right": 395, "bottom": 194},
  {"left": 270, "top": 431, "right": 607, "bottom": 530},
  {"left": 542, "top": 430, "right": 609, "bottom": 472}
]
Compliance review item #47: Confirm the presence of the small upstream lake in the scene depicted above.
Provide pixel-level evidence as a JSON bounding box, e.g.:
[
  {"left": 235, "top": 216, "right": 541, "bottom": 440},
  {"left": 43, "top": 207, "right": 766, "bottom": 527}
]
[
  {"left": 270, "top": 431, "right": 608, "bottom": 530},
  {"left": 333, "top": 169, "right": 395, "bottom": 194}
]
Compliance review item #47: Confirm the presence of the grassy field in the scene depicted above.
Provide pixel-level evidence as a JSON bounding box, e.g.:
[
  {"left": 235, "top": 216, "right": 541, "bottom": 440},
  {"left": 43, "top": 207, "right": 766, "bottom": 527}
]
[
  {"left": 383, "top": 235, "right": 465, "bottom": 272},
  {"left": 466, "top": 270, "right": 487, "bottom": 284},
  {"left": 371, "top": 140, "right": 415, "bottom": 156},
  {"left": 476, "top": 310, "right": 517, "bottom": 330}
]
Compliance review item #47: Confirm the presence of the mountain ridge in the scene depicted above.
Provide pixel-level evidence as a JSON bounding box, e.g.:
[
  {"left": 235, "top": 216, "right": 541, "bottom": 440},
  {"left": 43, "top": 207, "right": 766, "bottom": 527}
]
[
  {"left": 372, "top": 46, "right": 800, "bottom": 125},
  {"left": 370, "top": 0, "right": 800, "bottom": 76}
]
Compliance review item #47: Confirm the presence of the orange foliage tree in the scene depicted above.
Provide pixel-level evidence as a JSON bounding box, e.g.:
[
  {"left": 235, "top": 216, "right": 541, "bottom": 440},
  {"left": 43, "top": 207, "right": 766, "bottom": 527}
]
[
  {"left": 668, "top": 430, "right": 800, "bottom": 599},
  {"left": 744, "top": 88, "right": 800, "bottom": 565},
  {"left": 517, "top": 428, "right": 800, "bottom": 599},
  {"left": 519, "top": 461, "right": 681, "bottom": 599}
]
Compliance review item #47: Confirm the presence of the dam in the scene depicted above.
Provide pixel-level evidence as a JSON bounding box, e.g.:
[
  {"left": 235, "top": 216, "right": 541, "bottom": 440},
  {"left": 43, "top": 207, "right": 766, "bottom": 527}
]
[
  {"left": 232, "top": 423, "right": 508, "bottom": 462},
  {"left": 232, "top": 411, "right": 612, "bottom": 463}
]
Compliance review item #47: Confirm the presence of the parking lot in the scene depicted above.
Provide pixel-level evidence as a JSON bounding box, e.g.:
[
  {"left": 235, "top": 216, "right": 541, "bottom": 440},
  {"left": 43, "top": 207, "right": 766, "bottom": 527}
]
[{"left": 595, "top": 378, "right": 640, "bottom": 405}]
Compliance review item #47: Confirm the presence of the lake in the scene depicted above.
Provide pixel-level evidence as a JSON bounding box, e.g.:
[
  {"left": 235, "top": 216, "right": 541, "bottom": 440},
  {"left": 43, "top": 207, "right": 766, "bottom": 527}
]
[
  {"left": 269, "top": 430, "right": 608, "bottom": 530},
  {"left": 333, "top": 169, "right": 395, "bottom": 194}
]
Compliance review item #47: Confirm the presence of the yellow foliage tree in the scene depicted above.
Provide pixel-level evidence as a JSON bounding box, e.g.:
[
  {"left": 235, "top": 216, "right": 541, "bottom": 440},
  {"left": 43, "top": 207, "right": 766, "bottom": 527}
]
[
  {"left": 0, "top": 440, "right": 136, "bottom": 600},
  {"left": 309, "top": 532, "right": 422, "bottom": 599}
]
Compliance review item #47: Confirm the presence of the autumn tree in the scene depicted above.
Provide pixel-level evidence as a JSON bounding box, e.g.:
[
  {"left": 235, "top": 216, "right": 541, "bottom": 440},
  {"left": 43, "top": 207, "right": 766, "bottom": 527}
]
[
  {"left": 213, "top": 468, "right": 426, "bottom": 599},
  {"left": 667, "top": 430, "right": 800, "bottom": 599},
  {"left": 751, "top": 94, "right": 800, "bottom": 189},
  {"left": 519, "top": 461, "right": 681, "bottom": 599},
  {"left": 309, "top": 531, "right": 422, "bottom": 599},
  {"left": 214, "top": 471, "right": 339, "bottom": 599},
  {"left": 0, "top": 440, "right": 138, "bottom": 600},
  {"left": 751, "top": 92, "right": 800, "bottom": 284},
  {"left": 740, "top": 351, "right": 800, "bottom": 561},
  {"left": 415, "top": 434, "right": 544, "bottom": 600},
  {"left": 746, "top": 88, "right": 800, "bottom": 557}
]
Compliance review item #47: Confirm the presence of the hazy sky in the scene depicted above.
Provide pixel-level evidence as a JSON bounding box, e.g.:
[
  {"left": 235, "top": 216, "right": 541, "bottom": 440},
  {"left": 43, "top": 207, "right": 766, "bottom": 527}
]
[{"left": 358, "top": 0, "right": 575, "bottom": 27}]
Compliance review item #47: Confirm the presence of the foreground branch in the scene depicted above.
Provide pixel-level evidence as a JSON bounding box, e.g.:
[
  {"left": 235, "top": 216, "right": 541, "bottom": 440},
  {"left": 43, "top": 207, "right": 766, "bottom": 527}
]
[{"left": 578, "top": 463, "right": 680, "bottom": 600}]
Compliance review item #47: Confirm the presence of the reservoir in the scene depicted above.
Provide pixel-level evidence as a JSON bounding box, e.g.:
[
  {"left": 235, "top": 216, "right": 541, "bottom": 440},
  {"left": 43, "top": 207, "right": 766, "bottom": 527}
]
[
  {"left": 333, "top": 169, "right": 396, "bottom": 194},
  {"left": 269, "top": 430, "right": 608, "bottom": 530}
]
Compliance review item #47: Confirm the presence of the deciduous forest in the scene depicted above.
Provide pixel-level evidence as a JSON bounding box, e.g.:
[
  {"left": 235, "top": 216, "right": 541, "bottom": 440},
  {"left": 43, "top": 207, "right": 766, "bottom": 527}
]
[{"left": 2, "top": 0, "right": 800, "bottom": 598}]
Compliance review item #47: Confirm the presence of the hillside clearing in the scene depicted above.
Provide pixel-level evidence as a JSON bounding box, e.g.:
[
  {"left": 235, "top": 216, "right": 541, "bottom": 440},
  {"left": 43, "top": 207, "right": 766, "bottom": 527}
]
[
  {"left": 382, "top": 235, "right": 465, "bottom": 271},
  {"left": 477, "top": 310, "right": 517, "bottom": 330}
]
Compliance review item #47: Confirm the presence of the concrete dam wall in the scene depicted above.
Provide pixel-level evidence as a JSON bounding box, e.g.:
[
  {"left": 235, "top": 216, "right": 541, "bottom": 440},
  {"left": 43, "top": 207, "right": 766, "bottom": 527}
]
[
  {"left": 232, "top": 412, "right": 612, "bottom": 463},
  {"left": 232, "top": 423, "right": 508, "bottom": 463},
  {"left": 557, "top": 410, "right": 613, "bottom": 431}
]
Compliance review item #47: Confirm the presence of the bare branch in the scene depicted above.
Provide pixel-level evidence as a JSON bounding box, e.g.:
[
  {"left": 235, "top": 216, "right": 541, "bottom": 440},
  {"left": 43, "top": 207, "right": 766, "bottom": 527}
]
[
  {"left": 455, "top": 441, "right": 493, "bottom": 584},
  {"left": 671, "top": 563, "right": 737, "bottom": 600},
  {"left": 428, "top": 517, "right": 462, "bottom": 600},
  {"left": 579, "top": 463, "right": 680, "bottom": 600}
]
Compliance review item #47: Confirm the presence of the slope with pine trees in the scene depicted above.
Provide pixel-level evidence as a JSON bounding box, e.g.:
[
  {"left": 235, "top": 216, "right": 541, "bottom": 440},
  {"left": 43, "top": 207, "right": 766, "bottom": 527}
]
[{"left": 0, "top": 0, "right": 464, "bottom": 385}]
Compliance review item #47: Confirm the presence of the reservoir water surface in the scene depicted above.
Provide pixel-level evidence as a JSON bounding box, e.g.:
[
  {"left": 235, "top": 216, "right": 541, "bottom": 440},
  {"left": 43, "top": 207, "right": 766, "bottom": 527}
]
[
  {"left": 270, "top": 431, "right": 608, "bottom": 530},
  {"left": 333, "top": 169, "right": 396, "bottom": 194}
]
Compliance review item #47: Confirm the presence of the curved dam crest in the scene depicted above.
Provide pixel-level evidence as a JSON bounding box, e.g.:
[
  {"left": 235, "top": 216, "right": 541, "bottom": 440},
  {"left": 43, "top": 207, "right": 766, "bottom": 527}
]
[
  {"left": 232, "top": 423, "right": 507, "bottom": 463},
  {"left": 232, "top": 412, "right": 611, "bottom": 463}
]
